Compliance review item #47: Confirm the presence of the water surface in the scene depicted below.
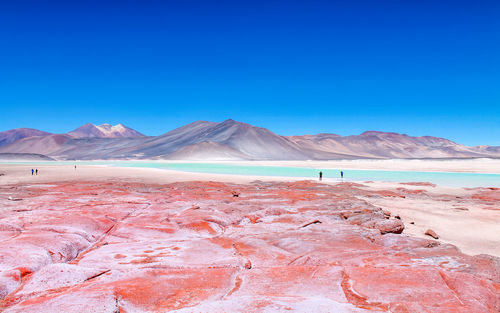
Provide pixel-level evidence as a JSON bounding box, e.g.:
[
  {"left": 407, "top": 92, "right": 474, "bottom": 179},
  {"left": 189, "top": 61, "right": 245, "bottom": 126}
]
[{"left": 2, "top": 160, "right": 500, "bottom": 188}]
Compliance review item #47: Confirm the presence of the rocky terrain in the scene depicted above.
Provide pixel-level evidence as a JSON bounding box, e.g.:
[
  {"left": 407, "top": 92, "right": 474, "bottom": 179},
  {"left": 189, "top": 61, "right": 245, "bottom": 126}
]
[
  {"left": 0, "top": 180, "right": 498, "bottom": 312},
  {"left": 1, "top": 120, "right": 499, "bottom": 160}
]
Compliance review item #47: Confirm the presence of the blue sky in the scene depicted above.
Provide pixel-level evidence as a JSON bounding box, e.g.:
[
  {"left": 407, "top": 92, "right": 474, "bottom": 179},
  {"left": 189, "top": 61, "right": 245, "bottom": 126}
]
[{"left": 1, "top": 0, "right": 499, "bottom": 145}]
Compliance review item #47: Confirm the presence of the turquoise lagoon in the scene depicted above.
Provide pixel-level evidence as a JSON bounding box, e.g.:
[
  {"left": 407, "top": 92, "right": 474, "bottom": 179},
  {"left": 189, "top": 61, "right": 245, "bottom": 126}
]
[{"left": 2, "top": 160, "right": 500, "bottom": 188}]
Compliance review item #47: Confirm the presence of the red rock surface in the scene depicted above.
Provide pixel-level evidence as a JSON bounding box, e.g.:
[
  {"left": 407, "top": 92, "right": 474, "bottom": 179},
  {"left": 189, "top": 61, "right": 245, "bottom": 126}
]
[
  {"left": 0, "top": 181, "right": 498, "bottom": 312},
  {"left": 471, "top": 187, "right": 500, "bottom": 203}
]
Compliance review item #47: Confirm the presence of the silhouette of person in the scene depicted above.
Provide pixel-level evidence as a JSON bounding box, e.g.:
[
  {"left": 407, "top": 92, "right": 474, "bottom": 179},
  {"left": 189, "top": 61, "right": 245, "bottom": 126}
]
[
  {"left": 75, "top": 165, "right": 77, "bottom": 170},
  {"left": 31, "top": 169, "right": 34, "bottom": 175},
  {"left": 35, "top": 169, "right": 38, "bottom": 175},
  {"left": 340, "top": 171, "right": 343, "bottom": 179},
  {"left": 319, "top": 171, "right": 323, "bottom": 181}
]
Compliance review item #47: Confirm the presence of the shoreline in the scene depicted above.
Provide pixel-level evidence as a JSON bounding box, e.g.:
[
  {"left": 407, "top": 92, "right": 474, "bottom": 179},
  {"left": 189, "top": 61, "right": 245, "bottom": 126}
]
[
  {"left": 3, "top": 159, "right": 500, "bottom": 190},
  {"left": 1, "top": 162, "right": 496, "bottom": 189},
  {"left": 2, "top": 158, "right": 500, "bottom": 174}
]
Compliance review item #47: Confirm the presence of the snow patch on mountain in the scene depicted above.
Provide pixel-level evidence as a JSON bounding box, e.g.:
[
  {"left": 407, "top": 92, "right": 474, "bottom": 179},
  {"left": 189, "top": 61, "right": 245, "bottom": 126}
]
[{"left": 67, "top": 123, "right": 145, "bottom": 138}]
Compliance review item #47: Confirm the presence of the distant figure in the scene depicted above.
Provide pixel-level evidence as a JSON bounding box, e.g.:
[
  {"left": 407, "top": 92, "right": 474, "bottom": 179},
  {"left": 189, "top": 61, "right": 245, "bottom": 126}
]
[
  {"left": 35, "top": 169, "right": 38, "bottom": 175},
  {"left": 31, "top": 169, "right": 34, "bottom": 176},
  {"left": 75, "top": 165, "right": 77, "bottom": 170},
  {"left": 340, "top": 171, "right": 344, "bottom": 179},
  {"left": 319, "top": 171, "right": 323, "bottom": 181}
]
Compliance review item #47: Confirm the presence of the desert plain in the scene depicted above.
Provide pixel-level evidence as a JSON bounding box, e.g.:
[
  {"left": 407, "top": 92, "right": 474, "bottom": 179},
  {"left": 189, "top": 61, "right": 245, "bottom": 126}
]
[{"left": 0, "top": 161, "right": 499, "bottom": 312}]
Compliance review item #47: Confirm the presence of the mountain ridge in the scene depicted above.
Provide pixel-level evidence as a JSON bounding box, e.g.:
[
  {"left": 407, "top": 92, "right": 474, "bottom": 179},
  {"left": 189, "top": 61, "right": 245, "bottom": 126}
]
[{"left": 0, "top": 120, "right": 499, "bottom": 160}]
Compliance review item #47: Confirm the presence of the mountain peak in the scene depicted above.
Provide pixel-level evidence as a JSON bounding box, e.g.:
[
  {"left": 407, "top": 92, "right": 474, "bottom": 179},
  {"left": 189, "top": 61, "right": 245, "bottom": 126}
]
[
  {"left": 67, "top": 123, "right": 145, "bottom": 138},
  {"left": 360, "top": 131, "right": 404, "bottom": 137},
  {"left": 218, "top": 119, "right": 254, "bottom": 128},
  {"left": 219, "top": 119, "right": 239, "bottom": 125}
]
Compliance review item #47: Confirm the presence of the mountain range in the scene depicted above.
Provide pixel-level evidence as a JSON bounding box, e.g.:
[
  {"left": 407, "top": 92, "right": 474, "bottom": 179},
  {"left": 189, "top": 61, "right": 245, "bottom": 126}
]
[{"left": 0, "top": 120, "right": 499, "bottom": 160}]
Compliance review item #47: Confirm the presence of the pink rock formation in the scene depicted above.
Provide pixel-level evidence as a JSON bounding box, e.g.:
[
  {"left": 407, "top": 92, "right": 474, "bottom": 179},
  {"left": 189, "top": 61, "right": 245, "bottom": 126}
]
[
  {"left": 0, "top": 181, "right": 498, "bottom": 312},
  {"left": 425, "top": 229, "right": 440, "bottom": 239}
]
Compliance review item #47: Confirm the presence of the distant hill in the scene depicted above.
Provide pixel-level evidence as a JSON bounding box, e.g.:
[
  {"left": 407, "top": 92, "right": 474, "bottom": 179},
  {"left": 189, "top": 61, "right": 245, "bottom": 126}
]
[
  {"left": 0, "top": 119, "right": 499, "bottom": 160},
  {"left": 0, "top": 128, "right": 52, "bottom": 147},
  {"left": 287, "top": 131, "right": 492, "bottom": 159},
  {"left": 0, "top": 134, "right": 72, "bottom": 156},
  {"left": 0, "top": 153, "right": 54, "bottom": 161}
]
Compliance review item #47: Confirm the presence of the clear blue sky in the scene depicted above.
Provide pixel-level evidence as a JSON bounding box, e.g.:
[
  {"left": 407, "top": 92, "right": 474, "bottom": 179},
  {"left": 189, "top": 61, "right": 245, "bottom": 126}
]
[{"left": 1, "top": 0, "right": 499, "bottom": 145}]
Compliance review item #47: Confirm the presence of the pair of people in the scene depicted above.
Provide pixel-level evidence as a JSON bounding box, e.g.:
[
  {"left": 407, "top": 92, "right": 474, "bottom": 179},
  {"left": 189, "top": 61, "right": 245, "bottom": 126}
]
[
  {"left": 31, "top": 169, "right": 38, "bottom": 175},
  {"left": 318, "top": 171, "right": 344, "bottom": 181}
]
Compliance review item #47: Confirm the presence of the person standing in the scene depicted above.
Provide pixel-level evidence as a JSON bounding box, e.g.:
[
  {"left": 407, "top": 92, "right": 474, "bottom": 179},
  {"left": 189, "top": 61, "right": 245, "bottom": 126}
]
[
  {"left": 319, "top": 171, "right": 323, "bottom": 181},
  {"left": 340, "top": 171, "right": 344, "bottom": 179},
  {"left": 35, "top": 169, "right": 38, "bottom": 175},
  {"left": 31, "top": 169, "right": 34, "bottom": 175}
]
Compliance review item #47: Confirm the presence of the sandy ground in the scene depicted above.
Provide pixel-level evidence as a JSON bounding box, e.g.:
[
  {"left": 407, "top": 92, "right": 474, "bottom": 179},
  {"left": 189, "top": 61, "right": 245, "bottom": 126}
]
[
  {"left": 357, "top": 182, "right": 500, "bottom": 257},
  {"left": 0, "top": 164, "right": 304, "bottom": 185},
  {"left": 1, "top": 163, "right": 499, "bottom": 258}
]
